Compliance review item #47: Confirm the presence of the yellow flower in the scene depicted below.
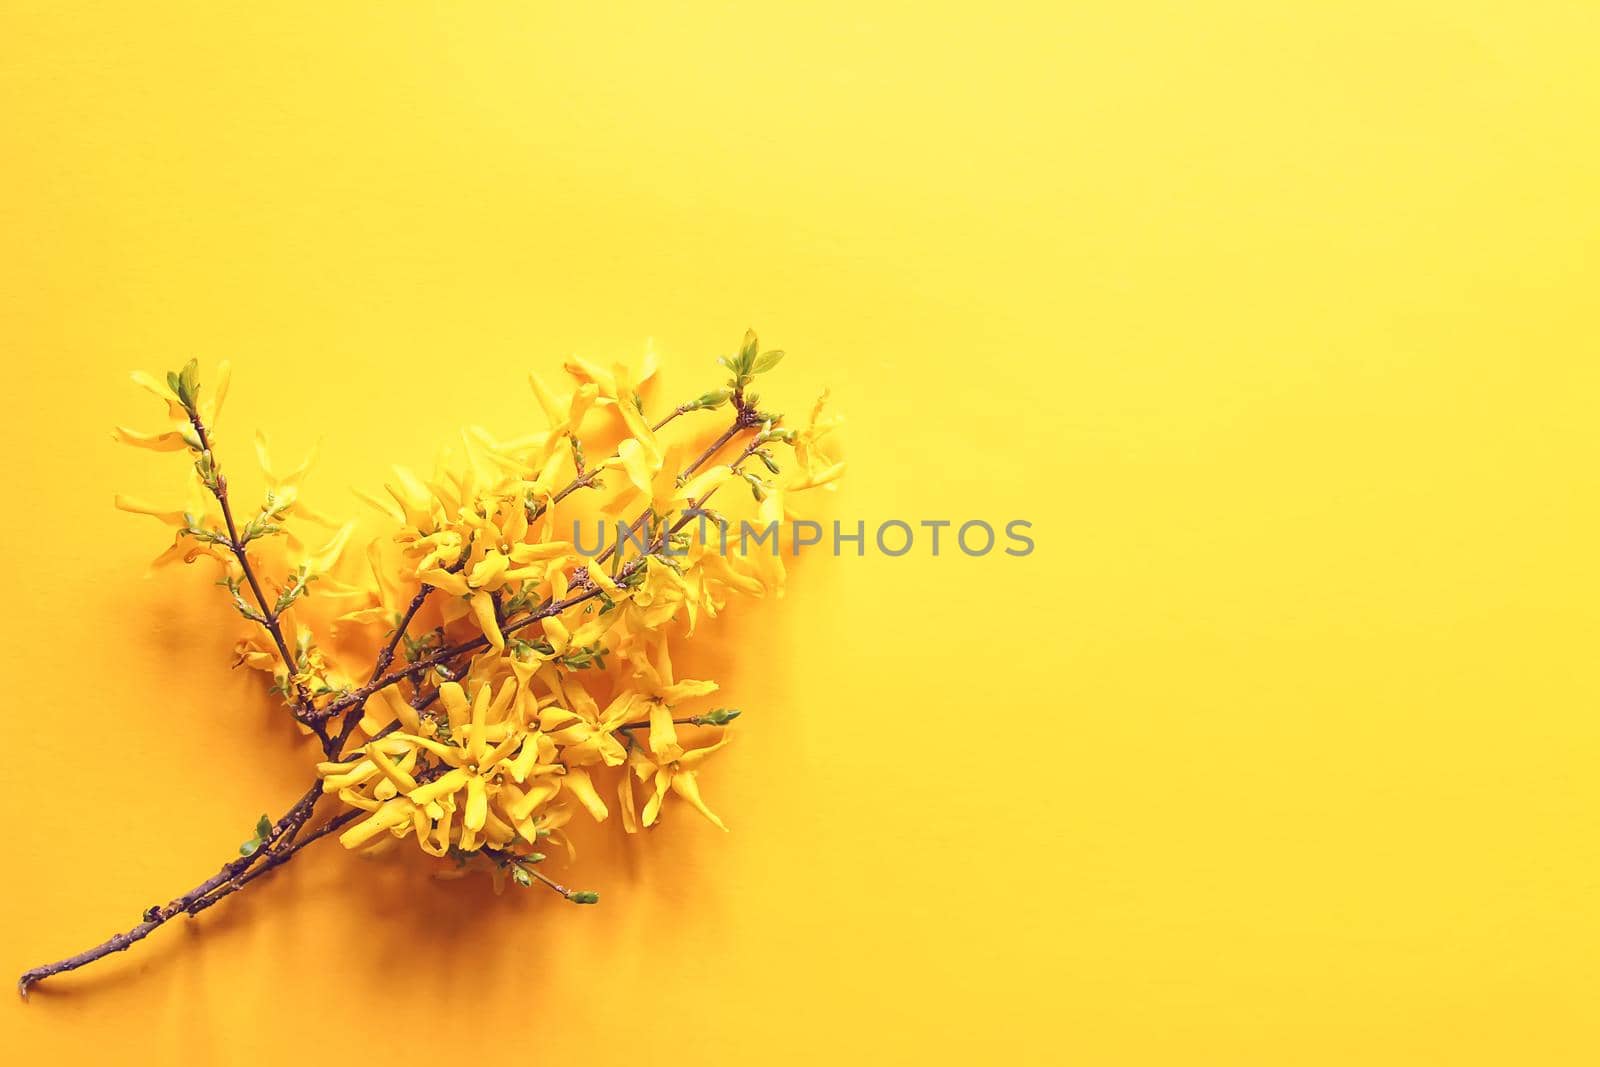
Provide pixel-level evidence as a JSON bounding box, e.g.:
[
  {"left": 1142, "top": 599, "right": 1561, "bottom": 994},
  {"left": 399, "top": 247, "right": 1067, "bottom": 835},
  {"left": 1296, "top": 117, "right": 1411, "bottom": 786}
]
[
  {"left": 621, "top": 703, "right": 732, "bottom": 832},
  {"left": 785, "top": 389, "right": 846, "bottom": 495},
  {"left": 113, "top": 488, "right": 226, "bottom": 570},
  {"left": 625, "top": 632, "right": 718, "bottom": 706},
  {"left": 252, "top": 430, "right": 341, "bottom": 531},
  {"left": 542, "top": 679, "right": 635, "bottom": 769},
  {"left": 332, "top": 537, "right": 418, "bottom": 637}
]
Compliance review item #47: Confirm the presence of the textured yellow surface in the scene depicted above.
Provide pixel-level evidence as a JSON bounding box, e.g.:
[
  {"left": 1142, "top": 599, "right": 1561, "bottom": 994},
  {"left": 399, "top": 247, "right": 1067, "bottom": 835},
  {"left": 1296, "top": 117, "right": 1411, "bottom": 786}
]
[{"left": 5, "top": 3, "right": 1600, "bottom": 1063}]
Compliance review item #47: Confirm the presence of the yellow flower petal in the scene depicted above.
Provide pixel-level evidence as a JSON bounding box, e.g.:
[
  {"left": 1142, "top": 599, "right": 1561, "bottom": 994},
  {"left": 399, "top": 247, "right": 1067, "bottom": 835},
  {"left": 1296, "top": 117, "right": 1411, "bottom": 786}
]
[
  {"left": 541, "top": 615, "right": 571, "bottom": 653},
  {"left": 464, "top": 773, "right": 488, "bottom": 832},
  {"left": 339, "top": 798, "right": 416, "bottom": 848},
  {"left": 367, "top": 745, "right": 420, "bottom": 793},
  {"left": 113, "top": 495, "right": 186, "bottom": 526},
  {"left": 563, "top": 767, "right": 609, "bottom": 822},
  {"left": 439, "top": 682, "right": 470, "bottom": 733},
  {"left": 669, "top": 770, "right": 728, "bottom": 831},
  {"left": 419, "top": 568, "right": 469, "bottom": 597},
  {"left": 677, "top": 464, "right": 733, "bottom": 503},
  {"left": 470, "top": 591, "right": 505, "bottom": 651},
  {"left": 527, "top": 373, "right": 566, "bottom": 428},
  {"left": 114, "top": 426, "right": 187, "bottom": 451},
  {"left": 468, "top": 550, "right": 509, "bottom": 590},
  {"left": 789, "top": 460, "right": 847, "bottom": 492},
  {"left": 647, "top": 702, "right": 682, "bottom": 763},
  {"left": 617, "top": 769, "right": 639, "bottom": 834},
  {"left": 617, "top": 438, "right": 656, "bottom": 496},
  {"left": 208, "top": 360, "right": 232, "bottom": 422},
  {"left": 408, "top": 767, "right": 469, "bottom": 807}
]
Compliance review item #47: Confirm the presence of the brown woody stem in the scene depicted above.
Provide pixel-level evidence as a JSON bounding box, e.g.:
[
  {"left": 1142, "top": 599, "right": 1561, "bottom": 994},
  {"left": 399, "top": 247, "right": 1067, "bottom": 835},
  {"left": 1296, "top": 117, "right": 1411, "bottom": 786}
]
[{"left": 17, "top": 782, "right": 348, "bottom": 997}]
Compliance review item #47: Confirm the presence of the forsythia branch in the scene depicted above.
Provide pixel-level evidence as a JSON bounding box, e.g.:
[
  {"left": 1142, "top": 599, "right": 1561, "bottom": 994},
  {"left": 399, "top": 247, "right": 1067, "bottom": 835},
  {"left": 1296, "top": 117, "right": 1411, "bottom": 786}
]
[{"left": 25, "top": 331, "right": 843, "bottom": 995}]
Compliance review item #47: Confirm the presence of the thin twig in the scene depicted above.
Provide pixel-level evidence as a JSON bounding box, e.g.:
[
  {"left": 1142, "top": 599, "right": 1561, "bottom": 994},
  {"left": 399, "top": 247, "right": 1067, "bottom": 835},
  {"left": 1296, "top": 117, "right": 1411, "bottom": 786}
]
[
  {"left": 190, "top": 411, "right": 317, "bottom": 722},
  {"left": 19, "top": 781, "right": 332, "bottom": 997}
]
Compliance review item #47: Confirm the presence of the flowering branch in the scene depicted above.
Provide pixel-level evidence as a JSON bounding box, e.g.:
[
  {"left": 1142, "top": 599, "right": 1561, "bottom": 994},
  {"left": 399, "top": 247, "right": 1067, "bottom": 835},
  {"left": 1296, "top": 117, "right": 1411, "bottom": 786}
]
[{"left": 21, "top": 330, "right": 843, "bottom": 996}]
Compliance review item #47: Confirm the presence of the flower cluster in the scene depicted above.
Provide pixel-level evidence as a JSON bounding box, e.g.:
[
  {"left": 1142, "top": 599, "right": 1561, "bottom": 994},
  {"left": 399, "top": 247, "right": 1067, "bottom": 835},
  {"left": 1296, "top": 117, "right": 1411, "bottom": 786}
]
[{"left": 114, "top": 332, "right": 842, "bottom": 899}]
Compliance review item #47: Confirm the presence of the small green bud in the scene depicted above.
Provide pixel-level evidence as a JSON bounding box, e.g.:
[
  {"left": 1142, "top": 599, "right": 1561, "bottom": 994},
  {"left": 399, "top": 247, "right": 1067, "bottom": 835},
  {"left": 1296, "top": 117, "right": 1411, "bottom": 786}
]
[
  {"left": 255, "top": 815, "right": 272, "bottom": 839},
  {"left": 569, "top": 890, "right": 600, "bottom": 905},
  {"left": 692, "top": 387, "right": 731, "bottom": 410},
  {"left": 510, "top": 866, "right": 533, "bottom": 888}
]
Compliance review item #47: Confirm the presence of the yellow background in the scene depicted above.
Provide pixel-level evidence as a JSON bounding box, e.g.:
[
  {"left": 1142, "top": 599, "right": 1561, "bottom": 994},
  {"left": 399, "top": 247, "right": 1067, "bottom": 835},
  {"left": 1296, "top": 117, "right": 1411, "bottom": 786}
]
[{"left": 5, "top": 3, "right": 1600, "bottom": 1063}]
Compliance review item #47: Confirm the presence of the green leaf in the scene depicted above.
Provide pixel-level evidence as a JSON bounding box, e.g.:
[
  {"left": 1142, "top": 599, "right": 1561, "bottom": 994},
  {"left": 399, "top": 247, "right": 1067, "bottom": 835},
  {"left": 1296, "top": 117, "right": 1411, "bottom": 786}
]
[
  {"left": 739, "top": 329, "right": 759, "bottom": 366},
  {"left": 255, "top": 815, "right": 272, "bottom": 840},
  {"left": 169, "top": 358, "right": 201, "bottom": 410},
  {"left": 751, "top": 349, "right": 785, "bottom": 374},
  {"left": 239, "top": 839, "right": 260, "bottom": 857}
]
